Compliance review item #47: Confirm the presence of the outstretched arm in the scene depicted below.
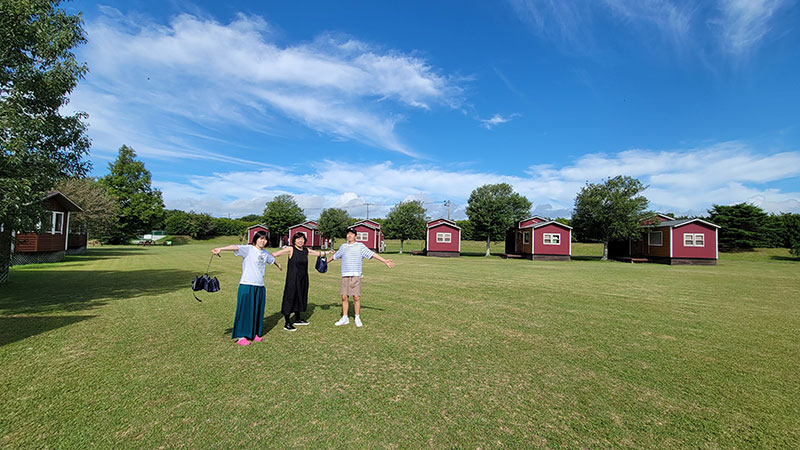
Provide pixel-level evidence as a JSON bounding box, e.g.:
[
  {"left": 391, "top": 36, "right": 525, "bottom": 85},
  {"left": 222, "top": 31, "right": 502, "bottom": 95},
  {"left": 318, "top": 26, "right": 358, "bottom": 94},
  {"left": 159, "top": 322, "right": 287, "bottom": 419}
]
[
  {"left": 212, "top": 245, "right": 239, "bottom": 255},
  {"left": 371, "top": 253, "right": 395, "bottom": 268},
  {"left": 272, "top": 247, "right": 292, "bottom": 258}
]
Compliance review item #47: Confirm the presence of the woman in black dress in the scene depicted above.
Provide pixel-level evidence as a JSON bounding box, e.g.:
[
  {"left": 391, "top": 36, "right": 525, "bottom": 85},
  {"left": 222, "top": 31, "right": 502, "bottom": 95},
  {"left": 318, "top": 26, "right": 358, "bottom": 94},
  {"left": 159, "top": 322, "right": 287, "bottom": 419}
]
[{"left": 272, "top": 233, "right": 330, "bottom": 331}]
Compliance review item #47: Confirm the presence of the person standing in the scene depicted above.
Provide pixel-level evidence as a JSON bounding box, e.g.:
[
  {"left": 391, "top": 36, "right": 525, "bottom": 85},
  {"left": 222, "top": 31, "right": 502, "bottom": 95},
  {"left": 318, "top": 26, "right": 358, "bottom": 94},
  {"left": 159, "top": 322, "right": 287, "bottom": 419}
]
[
  {"left": 328, "top": 227, "right": 394, "bottom": 327},
  {"left": 212, "top": 230, "right": 282, "bottom": 346},
  {"left": 271, "top": 233, "right": 331, "bottom": 331}
]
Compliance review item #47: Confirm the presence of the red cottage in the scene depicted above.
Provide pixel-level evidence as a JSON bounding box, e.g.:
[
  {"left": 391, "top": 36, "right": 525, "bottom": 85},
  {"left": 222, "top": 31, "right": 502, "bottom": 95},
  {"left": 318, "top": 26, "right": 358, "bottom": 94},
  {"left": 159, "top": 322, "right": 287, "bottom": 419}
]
[
  {"left": 611, "top": 215, "right": 720, "bottom": 265},
  {"left": 505, "top": 218, "right": 572, "bottom": 261},
  {"left": 12, "top": 191, "right": 86, "bottom": 265},
  {"left": 352, "top": 220, "right": 385, "bottom": 252},
  {"left": 425, "top": 218, "right": 461, "bottom": 257},
  {"left": 246, "top": 224, "right": 271, "bottom": 246},
  {"left": 288, "top": 221, "right": 329, "bottom": 248}
]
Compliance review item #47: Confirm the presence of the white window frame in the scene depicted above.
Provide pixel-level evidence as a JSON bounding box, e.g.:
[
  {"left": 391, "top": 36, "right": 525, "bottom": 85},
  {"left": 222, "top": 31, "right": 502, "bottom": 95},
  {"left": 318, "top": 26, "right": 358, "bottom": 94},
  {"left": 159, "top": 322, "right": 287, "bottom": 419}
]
[
  {"left": 523, "top": 231, "right": 530, "bottom": 244},
  {"left": 51, "top": 211, "right": 64, "bottom": 234},
  {"left": 436, "top": 232, "right": 451, "bottom": 243},
  {"left": 543, "top": 233, "right": 560, "bottom": 245},
  {"left": 648, "top": 231, "right": 663, "bottom": 246},
  {"left": 684, "top": 233, "right": 705, "bottom": 247},
  {"left": 356, "top": 232, "right": 369, "bottom": 242}
]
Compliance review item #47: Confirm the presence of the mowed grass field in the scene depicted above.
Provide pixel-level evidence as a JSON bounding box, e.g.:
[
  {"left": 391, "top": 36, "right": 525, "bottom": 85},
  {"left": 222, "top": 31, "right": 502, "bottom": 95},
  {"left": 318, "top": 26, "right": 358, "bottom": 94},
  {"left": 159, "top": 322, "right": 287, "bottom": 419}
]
[{"left": 1, "top": 238, "right": 799, "bottom": 448}]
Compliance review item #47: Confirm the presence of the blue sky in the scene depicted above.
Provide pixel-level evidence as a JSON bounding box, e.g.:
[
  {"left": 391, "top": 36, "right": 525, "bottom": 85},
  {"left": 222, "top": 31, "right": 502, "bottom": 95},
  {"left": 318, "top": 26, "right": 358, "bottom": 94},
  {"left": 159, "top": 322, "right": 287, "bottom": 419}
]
[{"left": 64, "top": 0, "right": 800, "bottom": 220}]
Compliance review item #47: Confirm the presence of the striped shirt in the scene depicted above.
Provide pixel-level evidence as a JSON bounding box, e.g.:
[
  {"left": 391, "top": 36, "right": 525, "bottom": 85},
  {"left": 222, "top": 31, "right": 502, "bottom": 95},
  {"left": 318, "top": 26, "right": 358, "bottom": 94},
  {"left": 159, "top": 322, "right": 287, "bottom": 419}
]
[{"left": 333, "top": 242, "right": 374, "bottom": 277}]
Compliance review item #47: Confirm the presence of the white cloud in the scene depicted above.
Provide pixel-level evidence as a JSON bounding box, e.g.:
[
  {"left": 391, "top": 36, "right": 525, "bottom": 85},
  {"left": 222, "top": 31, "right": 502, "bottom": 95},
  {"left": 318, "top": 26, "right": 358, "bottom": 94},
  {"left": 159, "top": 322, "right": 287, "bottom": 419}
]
[
  {"left": 480, "top": 113, "right": 519, "bottom": 129},
  {"left": 715, "top": 0, "right": 790, "bottom": 55},
  {"left": 72, "top": 9, "right": 461, "bottom": 161},
  {"left": 155, "top": 141, "right": 800, "bottom": 218}
]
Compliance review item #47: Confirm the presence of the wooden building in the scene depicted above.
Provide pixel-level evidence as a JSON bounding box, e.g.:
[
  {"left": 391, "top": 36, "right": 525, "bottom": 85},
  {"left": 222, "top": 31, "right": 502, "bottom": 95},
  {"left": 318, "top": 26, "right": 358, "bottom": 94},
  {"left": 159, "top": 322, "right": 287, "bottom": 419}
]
[
  {"left": 352, "top": 219, "right": 385, "bottom": 252},
  {"left": 609, "top": 214, "right": 720, "bottom": 265},
  {"left": 505, "top": 217, "right": 572, "bottom": 261},
  {"left": 11, "top": 191, "right": 86, "bottom": 265},
  {"left": 425, "top": 218, "right": 461, "bottom": 257},
  {"left": 288, "top": 221, "right": 329, "bottom": 248}
]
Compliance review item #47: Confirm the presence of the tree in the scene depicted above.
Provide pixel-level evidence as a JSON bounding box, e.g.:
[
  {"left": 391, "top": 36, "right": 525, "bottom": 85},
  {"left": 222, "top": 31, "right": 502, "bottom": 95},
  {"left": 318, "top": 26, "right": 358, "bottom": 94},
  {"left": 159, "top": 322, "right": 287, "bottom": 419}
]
[
  {"left": 708, "top": 203, "right": 770, "bottom": 250},
  {"left": 456, "top": 219, "right": 474, "bottom": 241},
  {"left": 263, "top": 194, "right": 305, "bottom": 244},
  {"left": 571, "top": 176, "right": 651, "bottom": 260},
  {"left": 466, "top": 183, "right": 531, "bottom": 256},
  {"left": 383, "top": 200, "right": 427, "bottom": 254},
  {"left": 1, "top": 0, "right": 90, "bottom": 283},
  {"left": 318, "top": 208, "right": 354, "bottom": 248},
  {"left": 237, "top": 214, "right": 262, "bottom": 222},
  {"left": 164, "top": 210, "right": 192, "bottom": 236},
  {"left": 100, "top": 145, "right": 165, "bottom": 243},
  {"left": 55, "top": 178, "right": 119, "bottom": 241}
]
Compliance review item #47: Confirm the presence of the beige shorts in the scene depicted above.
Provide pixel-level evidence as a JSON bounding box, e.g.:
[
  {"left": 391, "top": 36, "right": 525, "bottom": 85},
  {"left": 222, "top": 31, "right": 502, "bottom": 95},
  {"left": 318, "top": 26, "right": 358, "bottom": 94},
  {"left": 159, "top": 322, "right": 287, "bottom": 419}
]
[{"left": 340, "top": 276, "right": 362, "bottom": 297}]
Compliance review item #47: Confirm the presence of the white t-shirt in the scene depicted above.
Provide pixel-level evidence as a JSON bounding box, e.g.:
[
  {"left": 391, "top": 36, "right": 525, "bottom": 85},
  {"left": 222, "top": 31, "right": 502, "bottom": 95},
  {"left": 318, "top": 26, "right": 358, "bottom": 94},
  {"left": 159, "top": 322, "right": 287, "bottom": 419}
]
[{"left": 234, "top": 245, "right": 276, "bottom": 286}]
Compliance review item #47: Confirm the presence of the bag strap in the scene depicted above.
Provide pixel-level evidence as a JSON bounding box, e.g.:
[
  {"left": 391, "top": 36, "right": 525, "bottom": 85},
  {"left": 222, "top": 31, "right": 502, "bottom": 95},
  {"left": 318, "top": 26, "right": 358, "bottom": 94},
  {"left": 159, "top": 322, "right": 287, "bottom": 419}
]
[
  {"left": 205, "top": 253, "right": 220, "bottom": 275},
  {"left": 193, "top": 291, "right": 203, "bottom": 302}
]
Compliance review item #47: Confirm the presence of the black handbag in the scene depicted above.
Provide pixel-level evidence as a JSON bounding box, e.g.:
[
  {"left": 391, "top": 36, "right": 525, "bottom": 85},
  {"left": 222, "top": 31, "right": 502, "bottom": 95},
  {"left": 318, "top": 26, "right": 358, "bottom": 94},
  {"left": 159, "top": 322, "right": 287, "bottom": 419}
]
[
  {"left": 192, "top": 254, "right": 221, "bottom": 302},
  {"left": 315, "top": 255, "right": 328, "bottom": 273}
]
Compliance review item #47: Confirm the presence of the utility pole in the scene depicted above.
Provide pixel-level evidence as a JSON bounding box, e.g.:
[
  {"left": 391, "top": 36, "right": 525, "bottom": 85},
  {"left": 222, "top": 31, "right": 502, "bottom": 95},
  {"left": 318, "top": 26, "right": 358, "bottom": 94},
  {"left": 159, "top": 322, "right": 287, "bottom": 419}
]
[
  {"left": 364, "top": 202, "right": 374, "bottom": 219},
  {"left": 443, "top": 200, "right": 452, "bottom": 220}
]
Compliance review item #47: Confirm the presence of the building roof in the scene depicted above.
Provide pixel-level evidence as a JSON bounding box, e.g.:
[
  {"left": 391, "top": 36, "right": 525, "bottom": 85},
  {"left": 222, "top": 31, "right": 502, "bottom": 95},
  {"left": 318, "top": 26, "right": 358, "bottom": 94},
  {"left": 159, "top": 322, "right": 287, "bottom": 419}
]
[
  {"left": 518, "top": 215, "right": 547, "bottom": 225},
  {"left": 520, "top": 220, "right": 573, "bottom": 230},
  {"left": 648, "top": 218, "right": 721, "bottom": 229},
  {"left": 45, "top": 191, "right": 83, "bottom": 212},
  {"left": 427, "top": 219, "right": 461, "bottom": 230},
  {"left": 289, "top": 221, "right": 318, "bottom": 230},
  {"left": 246, "top": 223, "right": 269, "bottom": 230},
  {"left": 353, "top": 220, "right": 380, "bottom": 230}
]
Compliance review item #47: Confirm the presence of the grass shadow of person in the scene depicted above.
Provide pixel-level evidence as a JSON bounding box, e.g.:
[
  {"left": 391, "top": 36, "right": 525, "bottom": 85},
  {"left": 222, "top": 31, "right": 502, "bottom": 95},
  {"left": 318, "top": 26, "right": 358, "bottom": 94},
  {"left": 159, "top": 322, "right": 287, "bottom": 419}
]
[
  {"left": 0, "top": 267, "right": 201, "bottom": 315},
  {"left": 0, "top": 315, "right": 96, "bottom": 347}
]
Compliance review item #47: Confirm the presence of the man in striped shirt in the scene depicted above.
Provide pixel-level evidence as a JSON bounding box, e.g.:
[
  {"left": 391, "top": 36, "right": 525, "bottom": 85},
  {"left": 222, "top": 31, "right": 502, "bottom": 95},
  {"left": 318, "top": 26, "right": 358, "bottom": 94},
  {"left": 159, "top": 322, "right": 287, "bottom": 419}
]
[{"left": 328, "top": 227, "right": 394, "bottom": 327}]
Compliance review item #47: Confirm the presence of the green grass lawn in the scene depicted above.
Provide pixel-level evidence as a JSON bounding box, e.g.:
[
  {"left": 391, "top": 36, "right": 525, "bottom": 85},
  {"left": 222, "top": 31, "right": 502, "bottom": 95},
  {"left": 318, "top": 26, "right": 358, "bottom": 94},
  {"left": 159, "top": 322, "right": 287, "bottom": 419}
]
[{"left": 1, "top": 239, "right": 798, "bottom": 448}]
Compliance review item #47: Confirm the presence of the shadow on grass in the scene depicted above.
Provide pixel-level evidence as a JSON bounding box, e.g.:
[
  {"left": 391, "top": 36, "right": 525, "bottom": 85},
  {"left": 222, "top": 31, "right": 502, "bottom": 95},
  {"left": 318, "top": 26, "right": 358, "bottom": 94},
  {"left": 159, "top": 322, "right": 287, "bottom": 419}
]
[
  {"left": 570, "top": 255, "right": 604, "bottom": 261},
  {"left": 770, "top": 255, "right": 800, "bottom": 262},
  {"left": 0, "top": 315, "right": 96, "bottom": 346},
  {"left": 64, "top": 247, "right": 151, "bottom": 262},
  {"left": 0, "top": 268, "right": 199, "bottom": 315},
  {"left": 222, "top": 302, "right": 385, "bottom": 336}
]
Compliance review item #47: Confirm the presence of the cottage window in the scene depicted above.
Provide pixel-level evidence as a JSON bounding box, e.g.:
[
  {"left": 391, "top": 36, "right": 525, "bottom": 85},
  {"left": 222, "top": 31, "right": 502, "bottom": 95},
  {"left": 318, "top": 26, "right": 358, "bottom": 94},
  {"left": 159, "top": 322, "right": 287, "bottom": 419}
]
[
  {"left": 543, "top": 233, "right": 560, "bottom": 245},
  {"left": 51, "top": 211, "right": 64, "bottom": 234},
  {"left": 684, "top": 233, "right": 705, "bottom": 247},
  {"left": 436, "top": 232, "right": 451, "bottom": 243},
  {"left": 648, "top": 231, "right": 662, "bottom": 246},
  {"left": 523, "top": 231, "right": 530, "bottom": 244},
  {"left": 356, "top": 232, "right": 369, "bottom": 242}
]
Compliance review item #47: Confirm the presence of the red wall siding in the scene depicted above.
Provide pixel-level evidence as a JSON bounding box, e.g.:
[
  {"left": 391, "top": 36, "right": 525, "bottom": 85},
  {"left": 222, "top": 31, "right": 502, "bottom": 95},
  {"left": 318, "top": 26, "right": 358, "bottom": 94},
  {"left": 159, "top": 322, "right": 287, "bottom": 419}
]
[
  {"left": 354, "top": 225, "right": 377, "bottom": 250},
  {"left": 672, "top": 223, "right": 717, "bottom": 259},
  {"left": 289, "top": 225, "right": 315, "bottom": 246},
  {"left": 532, "top": 224, "right": 570, "bottom": 255},
  {"left": 427, "top": 224, "right": 460, "bottom": 252},
  {"left": 247, "top": 226, "right": 269, "bottom": 244}
]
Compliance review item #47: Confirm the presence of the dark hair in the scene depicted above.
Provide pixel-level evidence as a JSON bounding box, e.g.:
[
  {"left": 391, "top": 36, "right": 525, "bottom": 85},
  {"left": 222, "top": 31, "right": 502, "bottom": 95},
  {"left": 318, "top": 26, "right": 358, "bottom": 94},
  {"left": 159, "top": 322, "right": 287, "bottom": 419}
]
[
  {"left": 291, "top": 233, "right": 306, "bottom": 246},
  {"left": 346, "top": 227, "right": 357, "bottom": 235},
  {"left": 251, "top": 230, "right": 268, "bottom": 245}
]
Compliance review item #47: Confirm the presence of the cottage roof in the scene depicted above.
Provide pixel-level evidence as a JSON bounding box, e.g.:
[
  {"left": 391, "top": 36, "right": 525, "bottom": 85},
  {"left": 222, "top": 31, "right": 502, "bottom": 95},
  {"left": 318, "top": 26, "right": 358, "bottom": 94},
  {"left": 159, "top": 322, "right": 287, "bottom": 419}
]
[
  {"left": 246, "top": 223, "right": 269, "bottom": 231},
  {"left": 520, "top": 220, "right": 573, "bottom": 230},
  {"left": 648, "top": 218, "right": 720, "bottom": 229},
  {"left": 45, "top": 191, "right": 83, "bottom": 212},
  {"left": 289, "top": 221, "right": 318, "bottom": 230},
  {"left": 353, "top": 220, "right": 380, "bottom": 230},
  {"left": 427, "top": 219, "right": 461, "bottom": 230},
  {"left": 518, "top": 215, "right": 547, "bottom": 225}
]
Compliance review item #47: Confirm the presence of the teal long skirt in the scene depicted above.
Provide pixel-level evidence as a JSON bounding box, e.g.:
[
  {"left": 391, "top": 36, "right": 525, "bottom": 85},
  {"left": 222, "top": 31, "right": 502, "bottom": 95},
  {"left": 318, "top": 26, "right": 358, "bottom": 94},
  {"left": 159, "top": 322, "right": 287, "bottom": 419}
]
[{"left": 232, "top": 284, "right": 266, "bottom": 339}]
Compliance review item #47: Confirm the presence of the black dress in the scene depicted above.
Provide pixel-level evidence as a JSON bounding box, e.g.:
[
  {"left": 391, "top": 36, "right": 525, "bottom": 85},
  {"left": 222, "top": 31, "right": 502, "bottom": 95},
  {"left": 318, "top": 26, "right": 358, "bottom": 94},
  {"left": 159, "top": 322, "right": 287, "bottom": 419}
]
[{"left": 281, "top": 246, "right": 309, "bottom": 316}]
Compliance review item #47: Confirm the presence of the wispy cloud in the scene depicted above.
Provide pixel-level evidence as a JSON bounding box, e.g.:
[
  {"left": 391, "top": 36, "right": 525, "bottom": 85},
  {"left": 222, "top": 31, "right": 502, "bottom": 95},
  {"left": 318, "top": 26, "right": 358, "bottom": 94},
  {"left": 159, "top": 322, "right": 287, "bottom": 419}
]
[
  {"left": 480, "top": 113, "right": 520, "bottom": 129},
  {"left": 715, "top": 0, "right": 790, "bottom": 55},
  {"left": 507, "top": 0, "right": 792, "bottom": 60},
  {"left": 71, "top": 9, "right": 462, "bottom": 160},
  {"left": 156, "top": 141, "right": 800, "bottom": 218}
]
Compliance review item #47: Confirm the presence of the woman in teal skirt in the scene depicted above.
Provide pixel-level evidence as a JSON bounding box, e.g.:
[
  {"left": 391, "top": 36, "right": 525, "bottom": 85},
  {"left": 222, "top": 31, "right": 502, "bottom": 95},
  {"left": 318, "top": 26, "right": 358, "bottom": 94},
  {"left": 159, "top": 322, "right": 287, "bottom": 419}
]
[{"left": 212, "top": 230, "right": 282, "bottom": 346}]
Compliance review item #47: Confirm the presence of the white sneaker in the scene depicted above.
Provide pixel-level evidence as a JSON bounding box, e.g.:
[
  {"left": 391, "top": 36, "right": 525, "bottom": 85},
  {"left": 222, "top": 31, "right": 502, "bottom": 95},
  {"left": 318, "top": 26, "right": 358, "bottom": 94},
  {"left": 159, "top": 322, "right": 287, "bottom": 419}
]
[
  {"left": 354, "top": 316, "right": 363, "bottom": 327},
  {"left": 334, "top": 316, "right": 349, "bottom": 326}
]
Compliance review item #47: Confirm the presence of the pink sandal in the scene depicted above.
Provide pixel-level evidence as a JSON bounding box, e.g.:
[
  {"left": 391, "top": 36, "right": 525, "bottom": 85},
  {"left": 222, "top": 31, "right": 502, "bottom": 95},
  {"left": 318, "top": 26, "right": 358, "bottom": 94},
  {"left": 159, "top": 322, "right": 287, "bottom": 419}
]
[
  {"left": 236, "top": 338, "right": 250, "bottom": 346},
  {"left": 253, "top": 335, "right": 263, "bottom": 342}
]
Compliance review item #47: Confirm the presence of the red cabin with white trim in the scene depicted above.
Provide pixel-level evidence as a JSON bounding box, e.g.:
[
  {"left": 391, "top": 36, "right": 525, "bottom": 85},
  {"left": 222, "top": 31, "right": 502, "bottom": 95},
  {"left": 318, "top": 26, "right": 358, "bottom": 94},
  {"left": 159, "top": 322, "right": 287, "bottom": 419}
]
[
  {"left": 288, "top": 221, "right": 328, "bottom": 248},
  {"left": 505, "top": 219, "right": 572, "bottom": 261},
  {"left": 246, "top": 224, "right": 270, "bottom": 245},
  {"left": 610, "top": 215, "right": 720, "bottom": 265},
  {"left": 352, "top": 220, "right": 384, "bottom": 252},
  {"left": 425, "top": 218, "right": 460, "bottom": 257}
]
